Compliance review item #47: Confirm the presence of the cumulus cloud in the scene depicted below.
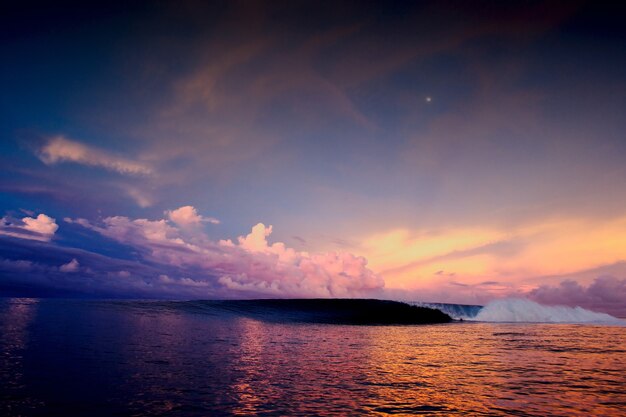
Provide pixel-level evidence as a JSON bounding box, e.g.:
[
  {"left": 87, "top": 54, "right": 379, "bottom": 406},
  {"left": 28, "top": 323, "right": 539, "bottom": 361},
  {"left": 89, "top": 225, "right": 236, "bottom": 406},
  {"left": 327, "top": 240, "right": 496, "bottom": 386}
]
[
  {"left": 166, "top": 205, "right": 220, "bottom": 226},
  {"left": 529, "top": 276, "right": 626, "bottom": 318},
  {"left": 0, "top": 213, "right": 58, "bottom": 242},
  {"left": 59, "top": 258, "right": 80, "bottom": 273},
  {"left": 71, "top": 208, "right": 383, "bottom": 298},
  {"left": 22, "top": 214, "right": 59, "bottom": 236},
  {"left": 38, "top": 136, "right": 152, "bottom": 175}
]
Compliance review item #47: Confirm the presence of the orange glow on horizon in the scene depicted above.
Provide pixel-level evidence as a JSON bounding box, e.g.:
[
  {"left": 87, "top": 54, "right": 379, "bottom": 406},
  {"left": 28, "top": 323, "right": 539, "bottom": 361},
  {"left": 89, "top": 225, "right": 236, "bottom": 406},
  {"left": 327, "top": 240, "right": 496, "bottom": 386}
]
[{"left": 356, "top": 216, "right": 626, "bottom": 292}]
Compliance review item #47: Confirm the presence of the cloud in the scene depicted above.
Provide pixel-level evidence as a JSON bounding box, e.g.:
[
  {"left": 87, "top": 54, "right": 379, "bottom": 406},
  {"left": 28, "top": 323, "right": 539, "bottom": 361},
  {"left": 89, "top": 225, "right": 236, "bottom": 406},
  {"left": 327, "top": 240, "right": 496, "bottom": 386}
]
[
  {"left": 22, "top": 214, "right": 59, "bottom": 236},
  {"left": 0, "top": 237, "right": 192, "bottom": 298},
  {"left": 59, "top": 258, "right": 80, "bottom": 273},
  {"left": 0, "top": 213, "right": 58, "bottom": 242},
  {"left": 63, "top": 217, "right": 91, "bottom": 227},
  {"left": 529, "top": 276, "right": 626, "bottom": 318},
  {"left": 22, "top": 213, "right": 59, "bottom": 236},
  {"left": 38, "top": 136, "right": 152, "bottom": 175},
  {"left": 0, "top": 258, "right": 33, "bottom": 272},
  {"left": 361, "top": 216, "right": 626, "bottom": 296},
  {"left": 124, "top": 186, "right": 155, "bottom": 208},
  {"left": 70, "top": 209, "right": 383, "bottom": 298},
  {"left": 166, "top": 205, "right": 220, "bottom": 226}
]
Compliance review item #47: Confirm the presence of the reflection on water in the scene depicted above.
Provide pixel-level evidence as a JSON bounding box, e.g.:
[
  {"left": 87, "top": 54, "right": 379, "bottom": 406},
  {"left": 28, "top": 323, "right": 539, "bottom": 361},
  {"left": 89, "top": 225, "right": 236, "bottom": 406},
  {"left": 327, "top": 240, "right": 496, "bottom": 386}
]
[
  {"left": 0, "top": 298, "right": 41, "bottom": 415},
  {"left": 0, "top": 298, "right": 625, "bottom": 416}
]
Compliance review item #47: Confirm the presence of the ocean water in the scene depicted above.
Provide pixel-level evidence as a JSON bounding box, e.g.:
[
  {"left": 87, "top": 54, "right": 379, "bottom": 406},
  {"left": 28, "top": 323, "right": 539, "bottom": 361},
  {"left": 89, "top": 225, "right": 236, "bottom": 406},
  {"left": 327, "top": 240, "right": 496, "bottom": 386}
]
[{"left": 1, "top": 298, "right": 625, "bottom": 416}]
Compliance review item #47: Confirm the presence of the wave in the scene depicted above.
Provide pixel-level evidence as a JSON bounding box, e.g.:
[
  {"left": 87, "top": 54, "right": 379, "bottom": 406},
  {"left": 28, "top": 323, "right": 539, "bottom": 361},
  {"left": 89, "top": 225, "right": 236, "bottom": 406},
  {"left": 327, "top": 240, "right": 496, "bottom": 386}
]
[
  {"left": 110, "top": 298, "right": 623, "bottom": 325},
  {"left": 111, "top": 299, "right": 453, "bottom": 325},
  {"left": 410, "top": 302, "right": 482, "bottom": 320},
  {"left": 471, "top": 298, "right": 624, "bottom": 324}
]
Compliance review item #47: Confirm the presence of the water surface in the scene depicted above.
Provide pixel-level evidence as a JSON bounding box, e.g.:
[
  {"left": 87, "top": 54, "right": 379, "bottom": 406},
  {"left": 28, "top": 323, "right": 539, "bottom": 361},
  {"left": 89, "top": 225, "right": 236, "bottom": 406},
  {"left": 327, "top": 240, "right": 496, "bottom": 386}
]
[{"left": 1, "top": 298, "right": 624, "bottom": 416}]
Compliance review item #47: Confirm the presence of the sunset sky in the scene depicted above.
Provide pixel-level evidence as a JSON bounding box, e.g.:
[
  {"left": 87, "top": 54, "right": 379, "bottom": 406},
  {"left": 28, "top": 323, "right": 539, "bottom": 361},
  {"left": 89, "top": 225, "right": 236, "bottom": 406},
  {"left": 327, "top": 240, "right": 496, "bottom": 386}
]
[{"left": 1, "top": 1, "right": 625, "bottom": 315}]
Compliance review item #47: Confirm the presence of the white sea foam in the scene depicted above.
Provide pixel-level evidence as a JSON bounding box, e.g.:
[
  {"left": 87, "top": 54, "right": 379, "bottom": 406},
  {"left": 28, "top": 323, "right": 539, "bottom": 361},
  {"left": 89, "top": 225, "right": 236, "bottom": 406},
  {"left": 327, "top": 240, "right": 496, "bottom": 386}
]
[{"left": 472, "top": 298, "right": 625, "bottom": 324}]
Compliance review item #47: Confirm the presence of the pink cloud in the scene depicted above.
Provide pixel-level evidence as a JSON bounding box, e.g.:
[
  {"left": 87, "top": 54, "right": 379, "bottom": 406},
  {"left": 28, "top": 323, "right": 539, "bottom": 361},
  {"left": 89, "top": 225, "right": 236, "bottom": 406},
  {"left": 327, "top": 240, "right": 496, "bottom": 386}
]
[
  {"left": 59, "top": 258, "right": 80, "bottom": 273},
  {"left": 0, "top": 213, "right": 58, "bottom": 242},
  {"left": 72, "top": 207, "right": 383, "bottom": 298},
  {"left": 166, "top": 205, "right": 220, "bottom": 226},
  {"left": 22, "top": 214, "right": 59, "bottom": 236},
  {"left": 529, "top": 276, "right": 626, "bottom": 318}
]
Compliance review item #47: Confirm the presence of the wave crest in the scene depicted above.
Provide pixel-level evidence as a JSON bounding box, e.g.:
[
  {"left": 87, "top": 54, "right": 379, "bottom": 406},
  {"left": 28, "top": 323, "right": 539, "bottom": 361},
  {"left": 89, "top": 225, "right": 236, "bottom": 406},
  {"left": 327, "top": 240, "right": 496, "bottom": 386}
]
[{"left": 473, "top": 298, "right": 624, "bottom": 324}]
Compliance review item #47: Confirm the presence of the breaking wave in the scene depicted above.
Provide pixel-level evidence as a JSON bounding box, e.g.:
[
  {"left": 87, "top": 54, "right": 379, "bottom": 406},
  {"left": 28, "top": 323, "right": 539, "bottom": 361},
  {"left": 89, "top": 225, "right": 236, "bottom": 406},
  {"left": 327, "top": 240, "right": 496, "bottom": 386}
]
[
  {"left": 473, "top": 298, "right": 624, "bottom": 324},
  {"left": 413, "top": 298, "right": 624, "bottom": 324}
]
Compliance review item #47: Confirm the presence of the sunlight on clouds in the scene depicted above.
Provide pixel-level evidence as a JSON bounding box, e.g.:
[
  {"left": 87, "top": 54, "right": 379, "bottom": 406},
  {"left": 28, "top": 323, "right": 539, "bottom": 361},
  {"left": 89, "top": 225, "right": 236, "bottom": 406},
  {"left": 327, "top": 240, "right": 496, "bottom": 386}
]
[
  {"left": 360, "top": 216, "right": 626, "bottom": 292},
  {"left": 166, "top": 205, "right": 220, "bottom": 226},
  {"left": 498, "top": 217, "right": 626, "bottom": 280},
  {"left": 364, "top": 228, "right": 503, "bottom": 271},
  {"left": 361, "top": 227, "right": 505, "bottom": 288},
  {"left": 22, "top": 214, "right": 59, "bottom": 236},
  {"left": 71, "top": 206, "right": 383, "bottom": 298},
  {"left": 0, "top": 213, "right": 58, "bottom": 242}
]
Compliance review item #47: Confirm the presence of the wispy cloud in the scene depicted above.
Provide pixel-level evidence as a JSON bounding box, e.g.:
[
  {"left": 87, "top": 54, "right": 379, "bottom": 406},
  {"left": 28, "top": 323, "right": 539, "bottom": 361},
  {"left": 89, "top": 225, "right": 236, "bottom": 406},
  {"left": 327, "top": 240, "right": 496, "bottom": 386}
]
[
  {"left": 38, "top": 136, "right": 152, "bottom": 176},
  {"left": 361, "top": 216, "right": 626, "bottom": 294}
]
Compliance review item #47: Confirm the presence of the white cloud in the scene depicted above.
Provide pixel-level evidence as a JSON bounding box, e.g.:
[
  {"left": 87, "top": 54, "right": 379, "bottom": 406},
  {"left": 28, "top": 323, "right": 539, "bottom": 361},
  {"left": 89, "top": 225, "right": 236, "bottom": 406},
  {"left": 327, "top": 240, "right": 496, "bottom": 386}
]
[{"left": 38, "top": 136, "right": 152, "bottom": 175}]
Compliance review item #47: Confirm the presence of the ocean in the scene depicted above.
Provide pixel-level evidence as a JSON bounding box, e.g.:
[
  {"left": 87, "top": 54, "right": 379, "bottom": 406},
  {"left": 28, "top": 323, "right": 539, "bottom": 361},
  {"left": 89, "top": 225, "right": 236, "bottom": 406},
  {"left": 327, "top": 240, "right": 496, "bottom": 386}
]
[{"left": 1, "top": 298, "right": 624, "bottom": 416}]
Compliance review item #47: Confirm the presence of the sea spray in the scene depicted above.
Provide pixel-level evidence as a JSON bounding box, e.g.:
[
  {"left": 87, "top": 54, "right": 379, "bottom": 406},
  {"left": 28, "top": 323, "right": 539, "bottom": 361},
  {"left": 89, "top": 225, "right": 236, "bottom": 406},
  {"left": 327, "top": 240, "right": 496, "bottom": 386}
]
[{"left": 473, "top": 298, "right": 624, "bottom": 324}]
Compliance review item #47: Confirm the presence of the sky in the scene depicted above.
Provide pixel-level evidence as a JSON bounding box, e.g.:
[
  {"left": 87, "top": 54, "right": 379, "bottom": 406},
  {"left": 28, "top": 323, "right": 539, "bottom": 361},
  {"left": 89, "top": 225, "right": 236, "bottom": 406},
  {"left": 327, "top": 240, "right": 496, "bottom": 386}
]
[{"left": 1, "top": 1, "right": 626, "bottom": 315}]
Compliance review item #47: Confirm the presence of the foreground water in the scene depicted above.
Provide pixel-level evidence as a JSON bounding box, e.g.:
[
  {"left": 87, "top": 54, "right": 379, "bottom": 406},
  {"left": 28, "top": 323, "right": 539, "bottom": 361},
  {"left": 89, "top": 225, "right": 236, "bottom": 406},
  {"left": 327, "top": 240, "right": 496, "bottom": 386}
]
[{"left": 1, "top": 298, "right": 625, "bottom": 416}]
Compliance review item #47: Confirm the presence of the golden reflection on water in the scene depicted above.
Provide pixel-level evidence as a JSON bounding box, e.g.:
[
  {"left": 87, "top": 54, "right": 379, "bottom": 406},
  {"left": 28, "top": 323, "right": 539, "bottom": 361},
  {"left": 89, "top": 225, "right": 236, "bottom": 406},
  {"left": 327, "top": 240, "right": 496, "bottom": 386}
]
[
  {"left": 360, "top": 325, "right": 493, "bottom": 415},
  {"left": 220, "top": 321, "right": 626, "bottom": 416},
  {"left": 356, "top": 323, "right": 626, "bottom": 416}
]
